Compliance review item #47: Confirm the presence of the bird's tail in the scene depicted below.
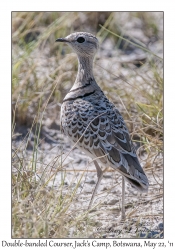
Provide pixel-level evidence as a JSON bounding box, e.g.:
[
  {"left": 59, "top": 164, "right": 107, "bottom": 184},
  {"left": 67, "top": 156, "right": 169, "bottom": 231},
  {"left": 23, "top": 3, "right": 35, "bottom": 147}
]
[{"left": 118, "top": 154, "right": 149, "bottom": 193}]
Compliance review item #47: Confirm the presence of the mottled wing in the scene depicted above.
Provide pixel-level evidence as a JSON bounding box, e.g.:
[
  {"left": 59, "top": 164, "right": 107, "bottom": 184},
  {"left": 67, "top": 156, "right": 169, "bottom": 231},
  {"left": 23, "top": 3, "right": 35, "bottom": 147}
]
[
  {"left": 61, "top": 94, "right": 148, "bottom": 192},
  {"left": 91, "top": 108, "right": 148, "bottom": 189}
]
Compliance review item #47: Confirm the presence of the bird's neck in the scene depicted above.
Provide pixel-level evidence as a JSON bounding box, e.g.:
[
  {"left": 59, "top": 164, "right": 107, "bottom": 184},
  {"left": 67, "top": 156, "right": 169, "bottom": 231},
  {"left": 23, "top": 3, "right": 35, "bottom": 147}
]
[
  {"left": 72, "top": 56, "right": 95, "bottom": 90},
  {"left": 64, "top": 55, "right": 101, "bottom": 101}
]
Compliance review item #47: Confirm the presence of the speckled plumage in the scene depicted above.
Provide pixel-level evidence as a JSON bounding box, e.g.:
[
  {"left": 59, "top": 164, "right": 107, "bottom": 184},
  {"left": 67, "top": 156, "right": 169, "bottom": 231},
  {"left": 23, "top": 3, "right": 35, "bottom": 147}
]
[{"left": 56, "top": 32, "right": 149, "bottom": 216}]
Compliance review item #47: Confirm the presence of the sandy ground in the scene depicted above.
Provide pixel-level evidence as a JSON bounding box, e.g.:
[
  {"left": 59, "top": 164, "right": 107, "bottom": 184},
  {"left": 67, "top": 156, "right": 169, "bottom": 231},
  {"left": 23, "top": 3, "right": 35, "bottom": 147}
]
[{"left": 13, "top": 123, "right": 163, "bottom": 238}]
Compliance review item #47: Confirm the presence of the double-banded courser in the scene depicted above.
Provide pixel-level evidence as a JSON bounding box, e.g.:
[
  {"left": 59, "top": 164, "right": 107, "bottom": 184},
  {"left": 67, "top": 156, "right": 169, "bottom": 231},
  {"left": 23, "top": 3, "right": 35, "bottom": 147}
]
[{"left": 56, "top": 32, "right": 149, "bottom": 220}]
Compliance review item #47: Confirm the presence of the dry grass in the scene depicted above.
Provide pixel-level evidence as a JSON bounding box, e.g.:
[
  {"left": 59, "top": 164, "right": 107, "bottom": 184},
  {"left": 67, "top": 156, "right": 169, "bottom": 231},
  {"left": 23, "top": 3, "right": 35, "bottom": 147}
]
[{"left": 12, "top": 12, "right": 163, "bottom": 238}]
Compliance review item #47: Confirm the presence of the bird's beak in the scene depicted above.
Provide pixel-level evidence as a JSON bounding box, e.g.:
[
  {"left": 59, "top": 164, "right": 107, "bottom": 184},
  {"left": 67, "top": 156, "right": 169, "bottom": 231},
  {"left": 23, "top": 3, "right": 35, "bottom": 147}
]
[{"left": 55, "top": 38, "right": 69, "bottom": 43}]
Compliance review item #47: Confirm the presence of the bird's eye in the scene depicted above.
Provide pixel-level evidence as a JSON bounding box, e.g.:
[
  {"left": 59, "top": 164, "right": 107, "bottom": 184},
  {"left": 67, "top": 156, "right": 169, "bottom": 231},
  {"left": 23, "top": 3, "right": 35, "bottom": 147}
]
[{"left": 77, "top": 37, "right": 85, "bottom": 43}]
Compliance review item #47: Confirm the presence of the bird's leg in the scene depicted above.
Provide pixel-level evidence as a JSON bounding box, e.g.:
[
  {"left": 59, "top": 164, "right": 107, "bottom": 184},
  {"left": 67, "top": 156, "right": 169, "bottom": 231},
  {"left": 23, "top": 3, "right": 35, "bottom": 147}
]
[
  {"left": 88, "top": 160, "right": 103, "bottom": 209},
  {"left": 121, "top": 176, "right": 126, "bottom": 221}
]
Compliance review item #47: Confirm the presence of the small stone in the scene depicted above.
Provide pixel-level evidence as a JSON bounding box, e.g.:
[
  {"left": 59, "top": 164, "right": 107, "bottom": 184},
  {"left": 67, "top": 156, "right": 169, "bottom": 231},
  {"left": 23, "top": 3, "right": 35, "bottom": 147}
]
[
  {"left": 85, "top": 179, "right": 96, "bottom": 184},
  {"left": 64, "top": 181, "right": 69, "bottom": 186},
  {"left": 103, "top": 174, "right": 112, "bottom": 179},
  {"left": 108, "top": 233, "right": 115, "bottom": 238},
  {"left": 107, "top": 199, "right": 118, "bottom": 205},
  {"left": 102, "top": 234, "right": 107, "bottom": 238}
]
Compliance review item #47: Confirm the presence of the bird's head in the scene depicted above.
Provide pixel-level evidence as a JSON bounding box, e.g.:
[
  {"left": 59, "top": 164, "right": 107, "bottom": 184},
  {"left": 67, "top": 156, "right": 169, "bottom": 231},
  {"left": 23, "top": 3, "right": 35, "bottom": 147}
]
[{"left": 56, "top": 32, "right": 99, "bottom": 58}]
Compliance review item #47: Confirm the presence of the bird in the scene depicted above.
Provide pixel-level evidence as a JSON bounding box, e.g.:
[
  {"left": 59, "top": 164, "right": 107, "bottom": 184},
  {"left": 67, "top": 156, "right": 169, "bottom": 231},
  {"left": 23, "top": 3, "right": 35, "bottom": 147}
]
[{"left": 56, "top": 32, "right": 149, "bottom": 220}]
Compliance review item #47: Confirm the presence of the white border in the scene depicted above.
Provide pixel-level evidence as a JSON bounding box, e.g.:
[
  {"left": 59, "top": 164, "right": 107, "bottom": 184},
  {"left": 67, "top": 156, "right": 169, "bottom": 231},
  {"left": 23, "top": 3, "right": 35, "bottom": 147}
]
[{"left": 1, "top": 0, "right": 175, "bottom": 247}]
